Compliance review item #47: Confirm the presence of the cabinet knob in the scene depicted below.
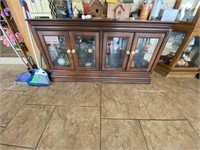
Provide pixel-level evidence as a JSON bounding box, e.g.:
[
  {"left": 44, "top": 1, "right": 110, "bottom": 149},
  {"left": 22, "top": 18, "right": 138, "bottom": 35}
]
[
  {"left": 72, "top": 49, "right": 76, "bottom": 53},
  {"left": 126, "top": 51, "right": 130, "bottom": 55},
  {"left": 67, "top": 49, "right": 71, "bottom": 53},
  {"left": 131, "top": 51, "right": 135, "bottom": 55}
]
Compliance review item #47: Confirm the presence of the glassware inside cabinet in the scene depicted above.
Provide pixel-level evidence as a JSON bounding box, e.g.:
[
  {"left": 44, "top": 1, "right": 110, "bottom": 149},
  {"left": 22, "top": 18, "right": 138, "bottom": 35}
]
[
  {"left": 106, "top": 37, "right": 128, "bottom": 68},
  {"left": 176, "top": 36, "right": 199, "bottom": 68},
  {"left": 131, "top": 38, "right": 159, "bottom": 68},
  {"left": 44, "top": 36, "right": 70, "bottom": 67},
  {"left": 160, "top": 32, "right": 185, "bottom": 64},
  {"left": 75, "top": 36, "right": 96, "bottom": 68}
]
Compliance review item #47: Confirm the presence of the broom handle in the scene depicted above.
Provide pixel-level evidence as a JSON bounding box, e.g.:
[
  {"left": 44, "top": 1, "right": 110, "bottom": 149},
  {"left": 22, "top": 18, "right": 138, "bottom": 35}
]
[
  {"left": 0, "top": 25, "right": 29, "bottom": 69},
  {"left": 20, "top": 0, "right": 40, "bottom": 68}
]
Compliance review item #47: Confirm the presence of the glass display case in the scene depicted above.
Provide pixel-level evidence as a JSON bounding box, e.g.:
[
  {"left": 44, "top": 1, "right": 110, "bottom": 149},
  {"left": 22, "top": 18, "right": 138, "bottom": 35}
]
[
  {"left": 156, "top": 6, "right": 200, "bottom": 77},
  {"left": 160, "top": 32, "right": 185, "bottom": 64}
]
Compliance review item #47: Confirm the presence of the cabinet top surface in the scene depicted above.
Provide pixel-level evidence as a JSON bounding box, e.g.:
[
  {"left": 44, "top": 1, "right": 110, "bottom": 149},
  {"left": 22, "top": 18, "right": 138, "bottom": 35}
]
[{"left": 27, "top": 18, "right": 177, "bottom": 28}]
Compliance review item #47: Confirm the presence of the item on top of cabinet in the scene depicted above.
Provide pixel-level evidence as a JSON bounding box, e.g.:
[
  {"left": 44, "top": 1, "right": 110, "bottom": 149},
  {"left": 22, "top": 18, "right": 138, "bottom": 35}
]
[
  {"left": 129, "top": 10, "right": 140, "bottom": 20},
  {"left": 72, "top": 0, "right": 83, "bottom": 18},
  {"left": 90, "top": 0, "right": 104, "bottom": 18},
  {"left": 148, "top": 0, "right": 163, "bottom": 20},
  {"left": 83, "top": 2, "right": 90, "bottom": 15},
  {"left": 66, "top": 0, "right": 73, "bottom": 18},
  {"left": 123, "top": 0, "right": 133, "bottom": 3},
  {"left": 139, "top": 3, "right": 151, "bottom": 20},
  {"left": 81, "top": 14, "right": 92, "bottom": 19},
  {"left": 106, "top": 0, "right": 117, "bottom": 3},
  {"left": 158, "top": 8, "right": 178, "bottom": 21},
  {"left": 107, "top": 2, "right": 132, "bottom": 19},
  {"left": 114, "top": 4, "right": 125, "bottom": 19}
]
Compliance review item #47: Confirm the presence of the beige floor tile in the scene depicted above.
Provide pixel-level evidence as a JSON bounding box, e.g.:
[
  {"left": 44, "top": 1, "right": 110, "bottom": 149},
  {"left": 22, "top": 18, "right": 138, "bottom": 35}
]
[
  {"left": 169, "top": 92, "right": 200, "bottom": 133},
  {"left": 27, "top": 82, "right": 100, "bottom": 106},
  {"left": 0, "top": 145, "right": 33, "bottom": 150},
  {"left": 0, "top": 105, "right": 54, "bottom": 148},
  {"left": 135, "top": 77, "right": 168, "bottom": 92},
  {"left": 164, "top": 78, "right": 200, "bottom": 92},
  {"left": 101, "top": 119, "right": 148, "bottom": 150},
  {"left": 140, "top": 92, "right": 185, "bottom": 119},
  {"left": 37, "top": 106, "right": 100, "bottom": 150},
  {"left": 101, "top": 84, "right": 149, "bottom": 119},
  {"left": 141, "top": 120, "right": 200, "bottom": 150},
  {"left": 0, "top": 91, "right": 30, "bottom": 126},
  {"left": 6, "top": 85, "right": 38, "bottom": 96},
  {"left": 0, "top": 127, "right": 4, "bottom": 134},
  {"left": 0, "top": 83, "right": 11, "bottom": 93}
]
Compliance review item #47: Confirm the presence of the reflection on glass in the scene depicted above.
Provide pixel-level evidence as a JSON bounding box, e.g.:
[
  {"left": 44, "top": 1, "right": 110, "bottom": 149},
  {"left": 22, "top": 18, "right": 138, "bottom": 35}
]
[
  {"left": 75, "top": 36, "right": 96, "bottom": 68},
  {"left": 176, "top": 36, "right": 199, "bottom": 68},
  {"left": 106, "top": 37, "right": 128, "bottom": 68},
  {"left": 44, "top": 36, "right": 70, "bottom": 67},
  {"left": 132, "top": 38, "right": 159, "bottom": 68},
  {"left": 160, "top": 32, "right": 185, "bottom": 64}
]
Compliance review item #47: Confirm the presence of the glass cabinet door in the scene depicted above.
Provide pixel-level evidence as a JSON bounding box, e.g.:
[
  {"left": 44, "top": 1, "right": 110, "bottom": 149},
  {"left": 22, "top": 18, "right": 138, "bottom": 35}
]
[
  {"left": 176, "top": 36, "right": 199, "bottom": 68},
  {"left": 102, "top": 32, "right": 134, "bottom": 71},
  {"left": 69, "top": 32, "right": 99, "bottom": 71},
  {"left": 38, "top": 32, "right": 74, "bottom": 70},
  {"left": 160, "top": 32, "right": 185, "bottom": 64},
  {"left": 127, "top": 33, "right": 165, "bottom": 71}
]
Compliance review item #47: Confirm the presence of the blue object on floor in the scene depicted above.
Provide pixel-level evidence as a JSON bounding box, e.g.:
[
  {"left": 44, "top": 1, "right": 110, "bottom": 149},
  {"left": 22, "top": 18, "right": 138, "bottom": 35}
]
[
  {"left": 27, "top": 69, "right": 52, "bottom": 86},
  {"left": 14, "top": 71, "right": 33, "bottom": 85}
]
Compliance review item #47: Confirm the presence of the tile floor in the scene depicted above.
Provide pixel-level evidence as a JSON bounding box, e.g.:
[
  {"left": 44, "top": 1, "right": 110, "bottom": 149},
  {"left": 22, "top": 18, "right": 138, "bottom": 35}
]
[{"left": 0, "top": 64, "right": 200, "bottom": 150}]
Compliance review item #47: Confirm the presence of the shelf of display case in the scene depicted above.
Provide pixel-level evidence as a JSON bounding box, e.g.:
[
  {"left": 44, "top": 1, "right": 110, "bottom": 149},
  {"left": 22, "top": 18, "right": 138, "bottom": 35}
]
[{"left": 28, "top": 19, "right": 176, "bottom": 83}]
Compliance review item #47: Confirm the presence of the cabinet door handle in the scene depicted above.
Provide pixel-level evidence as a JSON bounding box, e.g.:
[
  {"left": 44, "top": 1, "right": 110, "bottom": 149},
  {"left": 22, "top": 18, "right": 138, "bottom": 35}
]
[
  {"left": 72, "top": 49, "right": 76, "bottom": 53},
  {"left": 67, "top": 49, "right": 71, "bottom": 53},
  {"left": 126, "top": 51, "right": 130, "bottom": 55},
  {"left": 131, "top": 51, "right": 135, "bottom": 55}
]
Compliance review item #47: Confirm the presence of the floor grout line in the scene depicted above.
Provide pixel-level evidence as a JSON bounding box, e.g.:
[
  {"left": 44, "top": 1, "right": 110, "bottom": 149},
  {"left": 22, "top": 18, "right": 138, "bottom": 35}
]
[
  {"left": 24, "top": 103, "right": 101, "bottom": 107},
  {"left": 101, "top": 118, "right": 188, "bottom": 121},
  {"left": 34, "top": 106, "right": 56, "bottom": 149},
  {"left": 0, "top": 143, "right": 35, "bottom": 149},
  {"left": 99, "top": 84, "right": 102, "bottom": 150},
  {"left": 184, "top": 116, "right": 200, "bottom": 137},
  {"left": 139, "top": 120, "right": 150, "bottom": 150}
]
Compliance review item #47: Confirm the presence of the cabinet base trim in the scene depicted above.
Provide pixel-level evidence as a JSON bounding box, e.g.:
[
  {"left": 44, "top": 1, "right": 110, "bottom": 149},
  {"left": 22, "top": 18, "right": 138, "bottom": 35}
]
[{"left": 51, "top": 71, "right": 151, "bottom": 84}]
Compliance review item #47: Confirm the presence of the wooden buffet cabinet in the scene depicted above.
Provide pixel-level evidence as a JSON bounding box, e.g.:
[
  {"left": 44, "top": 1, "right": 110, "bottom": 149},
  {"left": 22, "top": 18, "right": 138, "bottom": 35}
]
[{"left": 28, "top": 19, "right": 175, "bottom": 83}]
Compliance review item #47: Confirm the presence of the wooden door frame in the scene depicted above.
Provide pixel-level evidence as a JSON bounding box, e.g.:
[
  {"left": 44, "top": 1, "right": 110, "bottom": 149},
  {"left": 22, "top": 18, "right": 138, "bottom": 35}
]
[
  {"left": 102, "top": 32, "right": 134, "bottom": 71},
  {"left": 38, "top": 31, "right": 75, "bottom": 70},
  {"left": 69, "top": 31, "right": 100, "bottom": 71},
  {"left": 127, "top": 33, "right": 165, "bottom": 72}
]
